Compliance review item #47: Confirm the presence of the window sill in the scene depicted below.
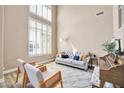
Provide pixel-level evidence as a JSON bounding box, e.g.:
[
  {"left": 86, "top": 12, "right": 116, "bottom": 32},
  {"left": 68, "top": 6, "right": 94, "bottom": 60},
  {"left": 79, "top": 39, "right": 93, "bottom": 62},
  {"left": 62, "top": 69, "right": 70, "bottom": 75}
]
[{"left": 28, "top": 54, "right": 53, "bottom": 58}]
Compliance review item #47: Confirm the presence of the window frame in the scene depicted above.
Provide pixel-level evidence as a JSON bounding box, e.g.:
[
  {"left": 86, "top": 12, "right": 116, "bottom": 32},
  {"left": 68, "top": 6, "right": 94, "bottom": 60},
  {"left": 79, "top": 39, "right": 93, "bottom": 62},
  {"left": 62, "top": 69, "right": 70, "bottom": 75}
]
[{"left": 28, "top": 5, "right": 52, "bottom": 57}]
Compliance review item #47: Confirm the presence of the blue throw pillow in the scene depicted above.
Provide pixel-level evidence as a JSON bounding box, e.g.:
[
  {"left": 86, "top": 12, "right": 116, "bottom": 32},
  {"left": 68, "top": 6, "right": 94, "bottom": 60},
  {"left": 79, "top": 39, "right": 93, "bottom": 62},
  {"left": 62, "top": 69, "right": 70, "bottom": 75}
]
[{"left": 73, "top": 56, "right": 79, "bottom": 60}]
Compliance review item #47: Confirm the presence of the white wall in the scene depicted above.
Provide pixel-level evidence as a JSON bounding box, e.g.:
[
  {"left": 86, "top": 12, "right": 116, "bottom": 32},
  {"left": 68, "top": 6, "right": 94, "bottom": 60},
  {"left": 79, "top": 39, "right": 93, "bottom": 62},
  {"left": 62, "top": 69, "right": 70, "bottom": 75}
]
[
  {"left": 3, "top": 5, "right": 57, "bottom": 70},
  {"left": 113, "top": 5, "right": 124, "bottom": 50},
  {"left": 113, "top": 6, "right": 119, "bottom": 35},
  {"left": 1, "top": 5, "right": 114, "bottom": 70},
  {"left": 57, "top": 5, "right": 113, "bottom": 56},
  {"left": 0, "top": 6, "right": 4, "bottom": 79},
  {"left": 0, "top": 6, "right": 3, "bottom": 79}
]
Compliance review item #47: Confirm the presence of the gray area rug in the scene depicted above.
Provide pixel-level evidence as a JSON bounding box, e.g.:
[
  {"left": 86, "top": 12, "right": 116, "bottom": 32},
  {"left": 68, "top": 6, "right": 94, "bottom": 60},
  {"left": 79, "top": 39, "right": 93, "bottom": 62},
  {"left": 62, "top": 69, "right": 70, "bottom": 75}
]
[
  {"left": 2, "top": 62, "right": 93, "bottom": 88},
  {"left": 47, "top": 63, "right": 93, "bottom": 88}
]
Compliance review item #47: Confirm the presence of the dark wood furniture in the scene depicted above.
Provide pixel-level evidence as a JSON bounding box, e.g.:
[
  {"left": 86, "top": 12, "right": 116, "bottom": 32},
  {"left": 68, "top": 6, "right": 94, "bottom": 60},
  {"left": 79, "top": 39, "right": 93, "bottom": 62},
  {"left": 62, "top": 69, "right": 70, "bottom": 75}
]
[
  {"left": 100, "top": 53, "right": 124, "bottom": 88},
  {"left": 90, "top": 56, "right": 98, "bottom": 68}
]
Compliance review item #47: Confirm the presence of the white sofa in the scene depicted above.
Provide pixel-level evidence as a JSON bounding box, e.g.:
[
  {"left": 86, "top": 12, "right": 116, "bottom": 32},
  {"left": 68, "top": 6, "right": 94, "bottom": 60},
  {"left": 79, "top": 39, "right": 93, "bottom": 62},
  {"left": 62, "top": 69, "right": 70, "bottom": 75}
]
[{"left": 55, "top": 57, "right": 90, "bottom": 70}]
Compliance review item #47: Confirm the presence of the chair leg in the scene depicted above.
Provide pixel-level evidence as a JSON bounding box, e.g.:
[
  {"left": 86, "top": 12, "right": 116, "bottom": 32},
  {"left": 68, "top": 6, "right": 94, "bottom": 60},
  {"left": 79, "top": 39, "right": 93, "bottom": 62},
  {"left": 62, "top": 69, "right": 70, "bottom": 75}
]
[
  {"left": 113, "top": 83, "right": 116, "bottom": 88},
  {"left": 100, "top": 80, "right": 105, "bottom": 88},
  {"left": 60, "top": 80, "right": 63, "bottom": 88},
  {"left": 15, "top": 68, "right": 19, "bottom": 84},
  {"left": 23, "top": 73, "right": 29, "bottom": 88},
  {"left": 22, "top": 74, "right": 26, "bottom": 88},
  {"left": 92, "top": 84, "right": 99, "bottom": 88},
  {"left": 59, "top": 71, "right": 63, "bottom": 88}
]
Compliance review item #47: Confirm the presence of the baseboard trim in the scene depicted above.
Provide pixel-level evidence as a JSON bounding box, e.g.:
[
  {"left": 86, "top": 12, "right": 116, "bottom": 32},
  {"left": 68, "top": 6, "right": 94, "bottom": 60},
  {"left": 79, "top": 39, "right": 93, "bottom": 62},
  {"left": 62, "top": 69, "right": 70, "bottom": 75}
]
[
  {"left": 3, "top": 68, "right": 17, "bottom": 75},
  {"left": 39, "top": 58, "right": 55, "bottom": 64},
  {"left": 3, "top": 58, "right": 55, "bottom": 74},
  {"left": 0, "top": 78, "right": 4, "bottom": 83}
]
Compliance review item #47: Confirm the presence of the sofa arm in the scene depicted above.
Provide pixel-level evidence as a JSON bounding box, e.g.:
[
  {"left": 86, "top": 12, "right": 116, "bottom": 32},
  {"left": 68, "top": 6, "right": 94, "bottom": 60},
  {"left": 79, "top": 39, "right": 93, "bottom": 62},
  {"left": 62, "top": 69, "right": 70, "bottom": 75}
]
[
  {"left": 56, "top": 53, "right": 60, "bottom": 58},
  {"left": 80, "top": 57, "right": 90, "bottom": 70},
  {"left": 84, "top": 57, "right": 90, "bottom": 63},
  {"left": 85, "top": 57, "right": 91, "bottom": 70}
]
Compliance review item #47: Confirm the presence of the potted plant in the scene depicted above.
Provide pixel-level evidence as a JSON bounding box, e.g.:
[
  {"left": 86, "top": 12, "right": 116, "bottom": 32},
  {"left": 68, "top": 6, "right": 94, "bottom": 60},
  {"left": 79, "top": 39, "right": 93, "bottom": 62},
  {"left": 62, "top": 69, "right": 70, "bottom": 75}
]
[{"left": 102, "top": 40, "right": 116, "bottom": 53}]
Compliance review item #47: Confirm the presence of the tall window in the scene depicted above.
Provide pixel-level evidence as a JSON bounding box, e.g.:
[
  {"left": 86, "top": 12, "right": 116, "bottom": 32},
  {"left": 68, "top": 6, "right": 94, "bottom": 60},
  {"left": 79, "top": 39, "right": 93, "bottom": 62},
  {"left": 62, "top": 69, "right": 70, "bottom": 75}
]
[{"left": 28, "top": 5, "right": 52, "bottom": 56}]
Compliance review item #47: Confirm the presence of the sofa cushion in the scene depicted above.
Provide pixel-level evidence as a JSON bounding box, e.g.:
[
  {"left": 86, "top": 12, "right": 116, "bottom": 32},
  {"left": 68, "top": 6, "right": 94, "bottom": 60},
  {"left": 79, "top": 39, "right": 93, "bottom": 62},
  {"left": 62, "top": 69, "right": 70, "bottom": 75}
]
[
  {"left": 56, "top": 57, "right": 63, "bottom": 62},
  {"left": 56, "top": 58, "right": 73, "bottom": 64},
  {"left": 24, "top": 64, "right": 43, "bottom": 88},
  {"left": 72, "top": 60, "right": 87, "bottom": 66}
]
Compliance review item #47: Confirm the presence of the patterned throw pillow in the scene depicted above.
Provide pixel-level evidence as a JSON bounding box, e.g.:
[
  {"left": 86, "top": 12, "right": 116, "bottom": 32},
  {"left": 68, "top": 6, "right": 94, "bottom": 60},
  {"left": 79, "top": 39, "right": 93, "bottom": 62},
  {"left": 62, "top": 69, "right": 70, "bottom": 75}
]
[
  {"left": 79, "top": 52, "right": 91, "bottom": 61},
  {"left": 79, "top": 55, "right": 83, "bottom": 61}
]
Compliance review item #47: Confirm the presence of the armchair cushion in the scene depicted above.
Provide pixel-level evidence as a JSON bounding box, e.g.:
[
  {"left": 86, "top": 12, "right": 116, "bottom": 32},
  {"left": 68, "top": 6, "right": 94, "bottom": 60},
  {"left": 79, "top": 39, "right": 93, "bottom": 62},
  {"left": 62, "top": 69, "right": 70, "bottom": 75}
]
[{"left": 24, "top": 64, "right": 43, "bottom": 88}]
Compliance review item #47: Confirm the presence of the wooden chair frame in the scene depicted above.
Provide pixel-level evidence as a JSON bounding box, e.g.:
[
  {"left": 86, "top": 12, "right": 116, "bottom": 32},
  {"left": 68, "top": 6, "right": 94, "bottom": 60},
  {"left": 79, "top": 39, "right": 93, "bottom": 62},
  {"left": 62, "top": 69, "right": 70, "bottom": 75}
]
[
  {"left": 15, "top": 61, "right": 46, "bottom": 88},
  {"left": 39, "top": 71, "right": 63, "bottom": 88}
]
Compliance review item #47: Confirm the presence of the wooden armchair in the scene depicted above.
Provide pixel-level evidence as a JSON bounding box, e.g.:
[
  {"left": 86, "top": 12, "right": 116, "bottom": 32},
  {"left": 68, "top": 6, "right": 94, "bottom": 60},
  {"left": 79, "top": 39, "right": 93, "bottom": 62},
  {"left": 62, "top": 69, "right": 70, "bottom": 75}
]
[
  {"left": 15, "top": 59, "right": 46, "bottom": 87},
  {"left": 99, "top": 53, "right": 124, "bottom": 88},
  {"left": 100, "top": 64, "right": 124, "bottom": 88},
  {"left": 15, "top": 59, "right": 27, "bottom": 87},
  {"left": 24, "top": 63, "right": 63, "bottom": 88}
]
